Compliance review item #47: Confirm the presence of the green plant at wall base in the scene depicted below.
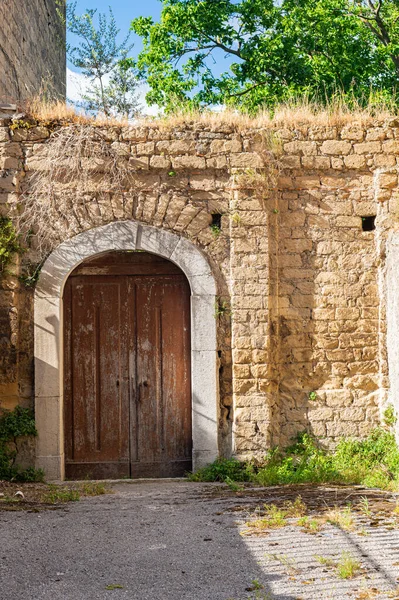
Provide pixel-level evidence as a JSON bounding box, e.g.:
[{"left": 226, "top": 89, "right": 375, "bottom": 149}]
[
  {"left": 0, "top": 407, "right": 44, "bottom": 482},
  {"left": 188, "top": 457, "right": 254, "bottom": 482},
  {"left": 0, "top": 218, "right": 22, "bottom": 274},
  {"left": 308, "top": 391, "right": 317, "bottom": 402},
  {"left": 191, "top": 429, "right": 399, "bottom": 491}
]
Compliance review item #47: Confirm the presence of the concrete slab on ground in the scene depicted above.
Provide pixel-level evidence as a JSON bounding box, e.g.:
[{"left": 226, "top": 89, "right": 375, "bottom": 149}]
[{"left": 0, "top": 481, "right": 398, "bottom": 600}]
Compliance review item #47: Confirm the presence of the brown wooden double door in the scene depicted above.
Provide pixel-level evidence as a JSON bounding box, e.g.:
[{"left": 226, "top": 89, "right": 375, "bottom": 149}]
[{"left": 63, "top": 252, "right": 192, "bottom": 479}]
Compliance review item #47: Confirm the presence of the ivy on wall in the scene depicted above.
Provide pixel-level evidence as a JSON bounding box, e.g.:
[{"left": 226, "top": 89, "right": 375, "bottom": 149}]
[
  {"left": 0, "top": 217, "right": 22, "bottom": 274},
  {"left": 0, "top": 406, "right": 44, "bottom": 482}
]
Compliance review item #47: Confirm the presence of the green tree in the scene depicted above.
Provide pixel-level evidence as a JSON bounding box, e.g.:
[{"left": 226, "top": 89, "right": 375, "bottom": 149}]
[
  {"left": 131, "top": 0, "right": 399, "bottom": 112},
  {"left": 67, "top": 2, "right": 140, "bottom": 117}
]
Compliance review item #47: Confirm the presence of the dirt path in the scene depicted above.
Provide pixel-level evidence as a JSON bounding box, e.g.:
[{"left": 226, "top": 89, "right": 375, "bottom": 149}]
[{"left": 0, "top": 481, "right": 398, "bottom": 600}]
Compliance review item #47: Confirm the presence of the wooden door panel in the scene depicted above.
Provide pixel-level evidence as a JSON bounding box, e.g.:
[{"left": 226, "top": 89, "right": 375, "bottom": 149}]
[
  {"left": 64, "top": 277, "right": 130, "bottom": 479},
  {"left": 131, "top": 276, "right": 192, "bottom": 477},
  {"left": 64, "top": 252, "right": 192, "bottom": 480},
  {"left": 161, "top": 280, "right": 192, "bottom": 463}
]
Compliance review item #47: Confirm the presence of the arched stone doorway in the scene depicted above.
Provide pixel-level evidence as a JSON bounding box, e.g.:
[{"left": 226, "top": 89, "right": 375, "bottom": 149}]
[{"left": 34, "top": 221, "right": 219, "bottom": 480}]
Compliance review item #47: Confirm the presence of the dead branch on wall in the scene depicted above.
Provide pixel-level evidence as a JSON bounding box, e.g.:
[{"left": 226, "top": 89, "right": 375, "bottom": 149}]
[{"left": 17, "top": 124, "right": 134, "bottom": 255}]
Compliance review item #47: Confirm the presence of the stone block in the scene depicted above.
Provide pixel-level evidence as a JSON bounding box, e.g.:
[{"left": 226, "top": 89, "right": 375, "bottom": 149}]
[
  {"left": 283, "top": 141, "right": 317, "bottom": 155},
  {"left": 229, "top": 153, "right": 264, "bottom": 168},
  {"left": 35, "top": 396, "right": 63, "bottom": 456},
  {"left": 156, "top": 140, "right": 196, "bottom": 154},
  {"left": 34, "top": 296, "right": 60, "bottom": 398},
  {"left": 150, "top": 155, "right": 172, "bottom": 169},
  {"left": 354, "top": 141, "right": 382, "bottom": 154},
  {"left": 172, "top": 155, "right": 206, "bottom": 170},
  {"left": 0, "top": 128, "right": 10, "bottom": 142},
  {"left": 344, "top": 155, "right": 366, "bottom": 169},
  {"left": 191, "top": 295, "right": 217, "bottom": 351},
  {"left": 340, "top": 125, "right": 364, "bottom": 141},
  {"left": 320, "top": 140, "right": 352, "bottom": 155}
]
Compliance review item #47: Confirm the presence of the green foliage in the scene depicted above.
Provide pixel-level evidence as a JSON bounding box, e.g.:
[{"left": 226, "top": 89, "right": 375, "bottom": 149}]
[
  {"left": 336, "top": 551, "right": 362, "bottom": 579},
  {"left": 43, "top": 485, "right": 80, "bottom": 504},
  {"left": 384, "top": 404, "right": 397, "bottom": 427},
  {"left": 19, "top": 261, "right": 42, "bottom": 288},
  {"left": 210, "top": 223, "right": 221, "bottom": 237},
  {"left": 0, "top": 407, "right": 44, "bottom": 482},
  {"left": 105, "top": 585, "right": 124, "bottom": 591},
  {"left": 131, "top": 0, "right": 399, "bottom": 112},
  {"left": 214, "top": 298, "right": 231, "bottom": 318},
  {"left": 255, "top": 429, "right": 399, "bottom": 489},
  {"left": 187, "top": 457, "right": 253, "bottom": 482},
  {"left": 0, "top": 218, "right": 22, "bottom": 274},
  {"left": 190, "top": 429, "right": 399, "bottom": 490},
  {"left": 66, "top": 3, "right": 140, "bottom": 117}
]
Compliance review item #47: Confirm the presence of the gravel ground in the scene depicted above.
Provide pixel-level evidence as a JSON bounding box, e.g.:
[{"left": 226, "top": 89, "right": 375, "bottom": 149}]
[{"left": 0, "top": 481, "right": 398, "bottom": 600}]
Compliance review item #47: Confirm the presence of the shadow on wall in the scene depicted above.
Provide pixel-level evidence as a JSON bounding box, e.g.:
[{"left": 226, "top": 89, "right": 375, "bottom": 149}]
[{"left": 272, "top": 176, "right": 380, "bottom": 448}]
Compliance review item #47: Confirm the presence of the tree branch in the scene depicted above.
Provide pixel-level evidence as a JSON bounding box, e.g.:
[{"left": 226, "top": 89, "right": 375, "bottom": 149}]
[{"left": 227, "top": 81, "right": 268, "bottom": 98}]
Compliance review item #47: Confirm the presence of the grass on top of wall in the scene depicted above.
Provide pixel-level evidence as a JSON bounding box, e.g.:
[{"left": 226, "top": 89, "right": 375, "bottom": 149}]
[
  {"left": 22, "top": 92, "right": 399, "bottom": 131},
  {"left": 189, "top": 428, "right": 399, "bottom": 492}
]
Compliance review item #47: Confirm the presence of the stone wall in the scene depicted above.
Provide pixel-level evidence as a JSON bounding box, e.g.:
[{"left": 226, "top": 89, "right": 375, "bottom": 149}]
[
  {"left": 0, "top": 0, "right": 65, "bottom": 102},
  {"left": 1, "top": 113, "right": 398, "bottom": 464}
]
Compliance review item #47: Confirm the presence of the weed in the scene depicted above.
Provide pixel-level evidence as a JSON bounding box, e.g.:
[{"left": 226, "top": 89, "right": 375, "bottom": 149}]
[
  {"left": 189, "top": 428, "right": 399, "bottom": 491},
  {"left": 384, "top": 405, "right": 397, "bottom": 428},
  {"left": 79, "top": 481, "right": 108, "bottom": 496},
  {"left": 214, "top": 299, "right": 232, "bottom": 319},
  {"left": 326, "top": 506, "right": 354, "bottom": 531},
  {"left": 298, "top": 516, "right": 325, "bottom": 533},
  {"left": 283, "top": 496, "right": 307, "bottom": 517},
  {"left": 105, "top": 584, "right": 124, "bottom": 590},
  {"left": 188, "top": 457, "right": 253, "bottom": 483},
  {"left": 255, "top": 429, "right": 399, "bottom": 491},
  {"left": 308, "top": 391, "right": 317, "bottom": 402},
  {"left": 231, "top": 212, "right": 242, "bottom": 224},
  {"left": 43, "top": 485, "right": 80, "bottom": 504},
  {"left": 210, "top": 223, "right": 221, "bottom": 237},
  {"left": 246, "top": 504, "right": 287, "bottom": 530},
  {"left": 224, "top": 476, "right": 244, "bottom": 492},
  {"left": 0, "top": 406, "right": 44, "bottom": 482},
  {"left": 336, "top": 551, "right": 362, "bottom": 579},
  {"left": 268, "top": 553, "right": 299, "bottom": 574},
  {"left": 168, "top": 171, "right": 176, "bottom": 177},
  {"left": 246, "top": 579, "right": 264, "bottom": 591},
  {"left": 19, "top": 261, "right": 43, "bottom": 288},
  {"left": 358, "top": 496, "right": 373, "bottom": 518},
  {"left": 315, "top": 555, "right": 336, "bottom": 568},
  {"left": 0, "top": 217, "right": 22, "bottom": 275}
]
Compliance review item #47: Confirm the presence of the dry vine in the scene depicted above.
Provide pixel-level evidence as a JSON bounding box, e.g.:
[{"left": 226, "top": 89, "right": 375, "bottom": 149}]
[
  {"left": 234, "top": 130, "right": 283, "bottom": 211},
  {"left": 17, "top": 124, "right": 134, "bottom": 256}
]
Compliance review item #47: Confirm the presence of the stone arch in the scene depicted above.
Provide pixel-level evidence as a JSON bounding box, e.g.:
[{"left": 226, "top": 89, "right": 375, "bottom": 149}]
[{"left": 34, "top": 221, "right": 219, "bottom": 480}]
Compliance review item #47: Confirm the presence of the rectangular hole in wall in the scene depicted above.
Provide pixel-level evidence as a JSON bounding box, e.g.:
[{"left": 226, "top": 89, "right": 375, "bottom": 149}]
[
  {"left": 211, "top": 213, "right": 222, "bottom": 229},
  {"left": 361, "top": 216, "right": 376, "bottom": 232}
]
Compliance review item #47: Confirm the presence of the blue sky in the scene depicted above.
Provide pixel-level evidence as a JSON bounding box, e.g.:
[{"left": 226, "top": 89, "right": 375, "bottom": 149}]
[
  {"left": 66, "top": 0, "right": 235, "bottom": 111},
  {"left": 67, "top": 0, "right": 163, "bottom": 64},
  {"left": 67, "top": 0, "right": 163, "bottom": 109}
]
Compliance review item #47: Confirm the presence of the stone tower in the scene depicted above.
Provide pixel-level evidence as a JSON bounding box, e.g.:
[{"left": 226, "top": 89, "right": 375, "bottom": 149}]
[{"left": 0, "top": 0, "right": 66, "bottom": 103}]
